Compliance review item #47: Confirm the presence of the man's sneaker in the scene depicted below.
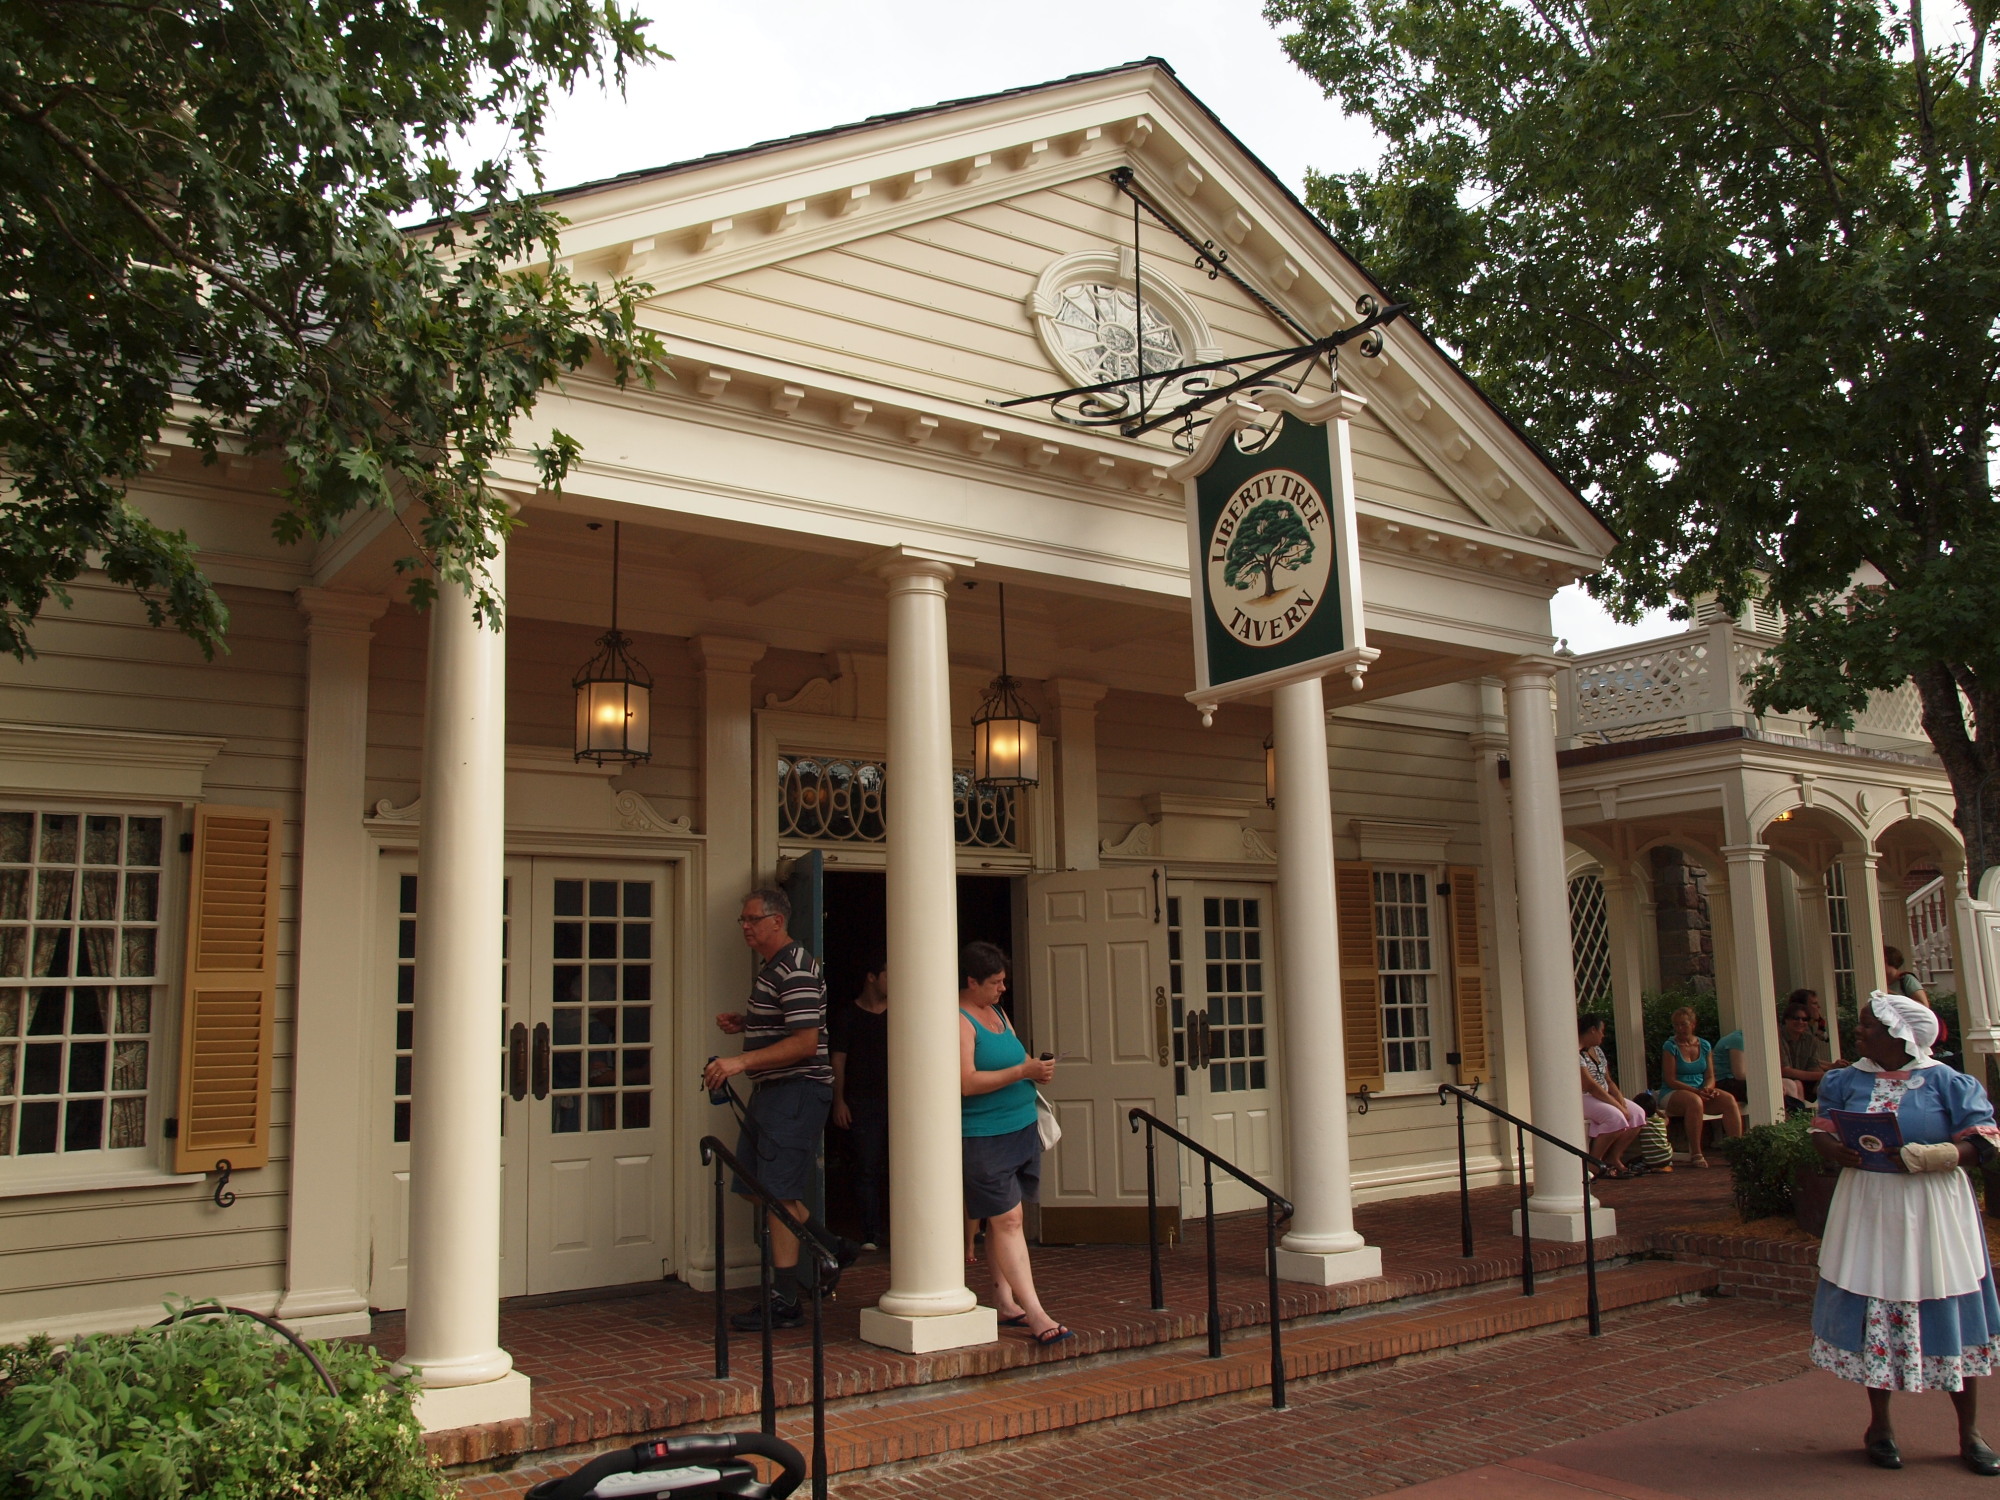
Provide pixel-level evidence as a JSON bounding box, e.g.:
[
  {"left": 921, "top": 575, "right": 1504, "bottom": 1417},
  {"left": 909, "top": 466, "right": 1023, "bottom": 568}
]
[{"left": 729, "top": 1295, "right": 802, "bottom": 1332}]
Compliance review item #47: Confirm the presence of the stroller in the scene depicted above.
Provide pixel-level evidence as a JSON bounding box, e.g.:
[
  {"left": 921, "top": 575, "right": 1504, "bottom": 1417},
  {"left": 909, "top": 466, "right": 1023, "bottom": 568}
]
[{"left": 525, "top": 1432, "right": 806, "bottom": 1500}]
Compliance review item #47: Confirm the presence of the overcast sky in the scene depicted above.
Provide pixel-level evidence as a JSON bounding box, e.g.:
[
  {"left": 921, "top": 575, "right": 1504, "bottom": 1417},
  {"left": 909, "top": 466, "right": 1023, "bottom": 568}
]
[{"left": 527, "top": 0, "right": 1677, "bottom": 653}]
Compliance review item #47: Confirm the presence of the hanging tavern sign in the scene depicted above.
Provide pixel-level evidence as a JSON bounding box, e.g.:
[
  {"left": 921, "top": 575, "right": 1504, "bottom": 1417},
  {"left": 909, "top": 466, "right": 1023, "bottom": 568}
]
[{"left": 1170, "top": 388, "right": 1378, "bottom": 723}]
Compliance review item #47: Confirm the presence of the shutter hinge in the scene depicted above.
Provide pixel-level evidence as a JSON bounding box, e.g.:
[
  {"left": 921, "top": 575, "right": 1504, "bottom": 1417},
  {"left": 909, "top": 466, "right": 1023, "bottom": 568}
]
[
  {"left": 1435, "top": 882, "right": 1452, "bottom": 896},
  {"left": 179, "top": 832, "right": 195, "bottom": 854},
  {"left": 1446, "top": 1051, "right": 1463, "bottom": 1066},
  {"left": 164, "top": 1116, "right": 179, "bottom": 1139}
]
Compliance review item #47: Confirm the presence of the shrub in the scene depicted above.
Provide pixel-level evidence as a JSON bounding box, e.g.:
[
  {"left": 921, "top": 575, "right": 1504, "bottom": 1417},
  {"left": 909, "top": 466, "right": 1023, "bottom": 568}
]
[
  {"left": 0, "top": 1304, "right": 447, "bottom": 1500},
  {"left": 1716, "top": 1110, "right": 1824, "bottom": 1222}
]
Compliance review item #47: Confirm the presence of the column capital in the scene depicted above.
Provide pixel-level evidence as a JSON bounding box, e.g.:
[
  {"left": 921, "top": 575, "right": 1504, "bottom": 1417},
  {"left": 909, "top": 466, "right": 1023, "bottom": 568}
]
[
  {"left": 690, "top": 634, "right": 768, "bottom": 672},
  {"left": 295, "top": 588, "right": 389, "bottom": 638},
  {"left": 1720, "top": 842, "right": 1770, "bottom": 862},
  {"left": 1467, "top": 731, "right": 1510, "bottom": 756},
  {"left": 869, "top": 544, "right": 975, "bottom": 585},
  {"left": 1501, "top": 653, "right": 1567, "bottom": 689},
  {"left": 1048, "top": 678, "right": 1109, "bottom": 712}
]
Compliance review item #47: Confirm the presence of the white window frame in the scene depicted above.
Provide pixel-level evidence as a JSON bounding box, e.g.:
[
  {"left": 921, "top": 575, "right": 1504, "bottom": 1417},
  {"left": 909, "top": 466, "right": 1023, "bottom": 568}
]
[{"left": 1374, "top": 864, "right": 1447, "bottom": 1092}]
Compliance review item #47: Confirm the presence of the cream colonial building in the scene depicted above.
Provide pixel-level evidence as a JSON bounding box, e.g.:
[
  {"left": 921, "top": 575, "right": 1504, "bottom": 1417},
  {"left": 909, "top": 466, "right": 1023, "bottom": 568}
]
[{"left": 16, "top": 58, "right": 1971, "bottom": 1432}]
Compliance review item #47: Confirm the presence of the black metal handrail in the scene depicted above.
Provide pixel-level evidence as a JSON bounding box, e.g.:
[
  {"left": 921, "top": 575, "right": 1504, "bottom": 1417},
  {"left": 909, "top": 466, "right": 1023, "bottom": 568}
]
[
  {"left": 700, "top": 1135, "right": 837, "bottom": 1500},
  {"left": 1128, "top": 1107, "right": 1293, "bottom": 1409},
  {"left": 1437, "top": 1084, "right": 1605, "bottom": 1336}
]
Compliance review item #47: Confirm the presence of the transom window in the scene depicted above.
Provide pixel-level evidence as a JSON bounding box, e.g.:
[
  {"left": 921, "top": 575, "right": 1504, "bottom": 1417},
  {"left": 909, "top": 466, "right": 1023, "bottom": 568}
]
[
  {"left": 1375, "top": 869, "right": 1438, "bottom": 1077},
  {"left": 776, "top": 755, "right": 1017, "bottom": 850},
  {"left": 0, "top": 810, "right": 164, "bottom": 1156},
  {"left": 549, "top": 878, "right": 651, "bottom": 1134}
]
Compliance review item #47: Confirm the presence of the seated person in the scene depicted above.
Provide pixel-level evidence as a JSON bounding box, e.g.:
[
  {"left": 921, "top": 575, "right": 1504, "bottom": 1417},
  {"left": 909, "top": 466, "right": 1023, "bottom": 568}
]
[
  {"left": 1657, "top": 1005, "right": 1743, "bottom": 1167},
  {"left": 1777, "top": 998, "right": 1827, "bottom": 1104},
  {"left": 1788, "top": 986, "right": 1836, "bottom": 1065},
  {"left": 1579, "top": 1015, "right": 1645, "bottom": 1176},
  {"left": 1715, "top": 1026, "right": 1746, "bottom": 1104}
]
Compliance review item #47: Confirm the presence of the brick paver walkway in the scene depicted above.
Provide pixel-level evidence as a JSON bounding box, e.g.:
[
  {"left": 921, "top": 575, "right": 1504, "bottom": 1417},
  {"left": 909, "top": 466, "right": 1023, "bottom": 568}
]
[{"left": 826, "top": 1295, "right": 1811, "bottom": 1500}]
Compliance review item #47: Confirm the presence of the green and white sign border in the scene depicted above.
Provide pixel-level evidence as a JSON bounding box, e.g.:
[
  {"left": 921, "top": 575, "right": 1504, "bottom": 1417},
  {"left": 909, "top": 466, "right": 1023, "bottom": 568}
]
[{"left": 1173, "top": 387, "right": 1379, "bottom": 722}]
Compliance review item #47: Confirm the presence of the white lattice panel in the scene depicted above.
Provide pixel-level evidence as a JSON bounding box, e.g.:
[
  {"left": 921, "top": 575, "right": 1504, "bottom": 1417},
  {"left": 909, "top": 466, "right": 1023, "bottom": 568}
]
[
  {"left": 1568, "top": 873, "right": 1612, "bottom": 1005},
  {"left": 1572, "top": 642, "right": 1711, "bottom": 730}
]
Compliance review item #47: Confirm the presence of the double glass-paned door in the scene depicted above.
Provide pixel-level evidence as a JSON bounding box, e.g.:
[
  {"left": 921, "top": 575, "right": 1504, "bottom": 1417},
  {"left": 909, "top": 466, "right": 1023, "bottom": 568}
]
[
  {"left": 373, "top": 855, "right": 669, "bottom": 1309},
  {"left": 1169, "top": 881, "right": 1282, "bottom": 1216}
]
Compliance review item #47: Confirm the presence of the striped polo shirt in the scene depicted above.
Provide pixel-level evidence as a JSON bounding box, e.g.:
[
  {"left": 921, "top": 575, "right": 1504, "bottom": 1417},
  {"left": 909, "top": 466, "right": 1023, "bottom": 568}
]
[{"left": 745, "top": 941, "right": 832, "bottom": 1085}]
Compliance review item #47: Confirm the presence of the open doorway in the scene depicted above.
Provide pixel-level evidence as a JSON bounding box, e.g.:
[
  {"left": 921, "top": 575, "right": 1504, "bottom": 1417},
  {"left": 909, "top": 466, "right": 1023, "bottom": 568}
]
[{"left": 819, "top": 870, "right": 1016, "bottom": 1238}]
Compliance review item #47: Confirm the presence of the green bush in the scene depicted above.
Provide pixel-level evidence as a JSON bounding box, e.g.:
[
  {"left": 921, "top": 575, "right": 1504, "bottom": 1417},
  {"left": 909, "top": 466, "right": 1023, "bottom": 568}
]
[
  {"left": 1716, "top": 1110, "right": 1824, "bottom": 1222},
  {"left": 0, "top": 1304, "right": 447, "bottom": 1500}
]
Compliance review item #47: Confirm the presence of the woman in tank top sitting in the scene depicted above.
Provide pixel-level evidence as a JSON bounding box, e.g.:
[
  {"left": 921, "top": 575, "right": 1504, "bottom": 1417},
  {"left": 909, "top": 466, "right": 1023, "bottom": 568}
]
[
  {"left": 1657, "top": 1005, "right": 1744, "bottom": 1167},
  {"left": 959, "top": 940, "right": 1071, "bottom": 1346}
]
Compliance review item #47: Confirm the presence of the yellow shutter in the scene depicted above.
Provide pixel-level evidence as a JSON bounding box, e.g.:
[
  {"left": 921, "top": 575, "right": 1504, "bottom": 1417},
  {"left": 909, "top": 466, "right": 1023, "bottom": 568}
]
[
  {"left": 1335, "top": 861, "right": 1384, "bottom": 1095},
  {"left": 173, "top": 804, "right": 281, "bottom": 1174},
  {"left": 1447, "top": 865, "right": 1491, "bottom": 1087}
]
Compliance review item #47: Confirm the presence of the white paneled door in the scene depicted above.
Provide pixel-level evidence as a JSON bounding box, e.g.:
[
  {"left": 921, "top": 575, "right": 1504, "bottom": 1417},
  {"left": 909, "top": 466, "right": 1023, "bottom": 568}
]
[
  {"left": 1024, "top": 866, "right": 1174, "bottom": 1230},
  {"left": 1170, "top": 882, "right": 1283, "bottom": 1217},
  {"left": 370, "top": 855, "right": 670, "bottom": 1309}
]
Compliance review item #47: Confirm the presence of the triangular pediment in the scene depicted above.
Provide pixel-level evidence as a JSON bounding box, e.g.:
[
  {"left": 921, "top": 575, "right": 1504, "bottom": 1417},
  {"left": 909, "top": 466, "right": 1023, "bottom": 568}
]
[{"left": 542, "top": 61, "right": 1609, "bottom": 561}]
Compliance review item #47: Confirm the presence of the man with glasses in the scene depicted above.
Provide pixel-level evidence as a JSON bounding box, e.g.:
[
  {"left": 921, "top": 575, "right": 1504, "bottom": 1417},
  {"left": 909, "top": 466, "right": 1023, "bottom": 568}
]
[{"left": 703, "top": 887, "right": 854, "bottom": 1329}]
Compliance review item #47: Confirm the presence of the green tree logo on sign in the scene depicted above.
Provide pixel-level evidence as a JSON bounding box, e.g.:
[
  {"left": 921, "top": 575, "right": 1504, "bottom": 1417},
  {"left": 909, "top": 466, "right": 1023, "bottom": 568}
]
[{"left": 1222, "top": 499, "right": 1316, "bottom": 600}]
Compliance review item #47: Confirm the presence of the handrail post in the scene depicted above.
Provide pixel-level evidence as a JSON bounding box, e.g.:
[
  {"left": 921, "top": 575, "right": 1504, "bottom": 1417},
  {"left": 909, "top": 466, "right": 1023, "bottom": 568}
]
[
  {"left": 712, "top": 1148, "right": 729, "bottom": 1379},
  {"left": 1266, "top": 1198, "right": 1286, "bottom": 1409},
  {"left": 1204, "top": 1156, "right": 1220, "bottom": 1359},
  {"left": 810, "top": 1258, "right": 829, "bottom": 1500},
  {"left": 758, "top": 1203, "right": 775, "bottom": 1436},
  {"left": 1516, "top": 1124, "right": 1534, "bottom": 1297},
  {"left": 1455, "top": 1091, "right": 1473, "bottom": 1258},
  {"left": 1144, "top": 1118, "right": 1165, "bottom": 1312},
  {"left": 1582, "top": 1157, "right": 1601, "bottom": 1337}
]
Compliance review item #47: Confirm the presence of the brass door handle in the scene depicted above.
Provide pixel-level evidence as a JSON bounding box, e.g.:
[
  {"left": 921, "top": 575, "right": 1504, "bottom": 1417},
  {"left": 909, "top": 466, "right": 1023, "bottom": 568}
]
[
  {"left": 1153, "top": 985, "right": 1170, "bottom": 1067},
  {"left": 508, "top": 1022, "right": 529, "bottom": 1102},
  {"left": 531, "top": 1022, "right": 551, "bottom": 1100},
  {"left": 1190, "top": 1013, "right": 1209, "bottom": 1070}
]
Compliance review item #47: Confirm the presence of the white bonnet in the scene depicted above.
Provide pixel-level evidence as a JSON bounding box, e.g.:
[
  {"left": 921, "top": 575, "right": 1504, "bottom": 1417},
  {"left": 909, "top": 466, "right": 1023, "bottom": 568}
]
[{"left": 1869, "top": 990, "right": 1938, "bottom": 1062}]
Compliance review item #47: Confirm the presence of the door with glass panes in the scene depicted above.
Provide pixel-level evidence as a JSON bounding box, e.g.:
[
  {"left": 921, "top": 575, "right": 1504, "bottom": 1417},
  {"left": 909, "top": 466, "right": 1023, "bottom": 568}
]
[
  {"left": 1169, "top": 882, "right": 1282, "bottom": 1216},
  {"left": 371, "top": 855, "right": 669, "bottom": 1309}
]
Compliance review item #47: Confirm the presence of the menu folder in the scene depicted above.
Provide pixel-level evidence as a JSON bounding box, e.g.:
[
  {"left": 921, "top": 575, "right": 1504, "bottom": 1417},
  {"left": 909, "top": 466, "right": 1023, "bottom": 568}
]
[{"left": 1828, "top": 1109, "right": 1907, "bottom": 1173}]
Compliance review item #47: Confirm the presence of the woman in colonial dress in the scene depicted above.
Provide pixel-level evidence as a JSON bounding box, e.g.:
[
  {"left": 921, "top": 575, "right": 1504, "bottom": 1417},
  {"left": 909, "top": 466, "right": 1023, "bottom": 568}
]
[{"left": 1810, "top": 992, "right": 2000, "bottom": 1473}]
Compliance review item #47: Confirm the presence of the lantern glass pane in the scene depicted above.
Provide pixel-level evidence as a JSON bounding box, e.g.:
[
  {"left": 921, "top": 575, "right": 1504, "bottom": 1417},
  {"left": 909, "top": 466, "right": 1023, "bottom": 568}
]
[
  {"left": 973, "top": 716, "right": 1038, "bottom": 786},
  {"left": 576, "top": 680, "right": 651, "bottom": 760}
]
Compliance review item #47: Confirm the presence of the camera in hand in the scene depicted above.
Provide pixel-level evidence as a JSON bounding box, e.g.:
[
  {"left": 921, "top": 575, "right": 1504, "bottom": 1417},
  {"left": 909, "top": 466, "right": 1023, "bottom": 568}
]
[{"left": 704, "top": 1056, "right": 733, "bottom": 1106}]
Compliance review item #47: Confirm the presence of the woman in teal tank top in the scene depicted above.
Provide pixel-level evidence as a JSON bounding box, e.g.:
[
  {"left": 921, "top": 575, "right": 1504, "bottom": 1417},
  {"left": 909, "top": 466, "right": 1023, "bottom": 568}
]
[{"left": 959, "top": 940, "right": 1070, "bottom": 1345}]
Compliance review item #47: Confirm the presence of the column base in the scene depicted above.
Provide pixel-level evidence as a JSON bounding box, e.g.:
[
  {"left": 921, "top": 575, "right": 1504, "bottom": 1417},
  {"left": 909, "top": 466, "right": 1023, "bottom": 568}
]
[
  {"left": 683, "top": 1263, "right": 766, "bottom": 1293},
  {"left": 859, "top": 1304, "right": 998, "bottom": 1353},
  {"left": 411, "top": 1370, "right": 532, "bottom": 1433},
  {"left": 274, "top": 1287, "right": 372, "bottom": 1339},
  {"left": 1274, "top": 1245, "right": 1383, "bottom": 1286},
  {"left": 1512, "top": 1205, "right": 1617, "bottom": 1243}
]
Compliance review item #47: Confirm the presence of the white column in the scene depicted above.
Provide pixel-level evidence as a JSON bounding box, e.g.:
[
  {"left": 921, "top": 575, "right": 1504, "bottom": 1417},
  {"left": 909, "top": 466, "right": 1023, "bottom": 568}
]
[
  {"left": 398, "top": 557, "right": 529, "bottom": 1430},
  {"left": 1600, "top": 870, "right": 1650, "bottom": 1099},
  {"left": 1845, "top": 852, "right": 1889, "bottom": 997},
  {"left": 1048, "top": 678, "right": 1108, "bottom": 872},
  {"left": 1503, "top": 658, "right": 1610, "bottom": 1240},
  {"left": 859, "top": 548, "right": 993, "bottom": 1354},
  {"left": 1797, "top": 874, "right": 1840, "bottom": 1059},
  {"left": 1722, "top": 843, "right": 1784, "bottom": 1125},
  {"left": 686, "top": 635, "right": 767, "bottom": 1292},
  {"left": 1470, "top": 721, "right": 1534, "bottom": 1129},
  {"left": 279, "top": 590, "right": 387, "bottom": 1336},
  {"left": 1272, "top": 674, "right": 1382, "bottom": 1285}
]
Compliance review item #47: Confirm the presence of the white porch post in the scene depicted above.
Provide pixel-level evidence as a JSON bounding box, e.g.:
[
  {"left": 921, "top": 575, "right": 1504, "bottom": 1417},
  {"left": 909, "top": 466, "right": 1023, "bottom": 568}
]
[
  {"left": 1599, "top": 870, "right": 1650, "bottom": 1099},
  {"left": 1049, "top": 679, "right": 1108, "bottom": 872},
  {"left": 1797, "top": 872, "right": 1841, "bottom": 1059},
  {"left": 279, "top": 589, "right": 387, "bottom": 1336},
  {"left": 1844, "top": 852, "right": 1889, "bottom": 997},
  {"left": 1272, "top": 674, "right": 1382, "bottom": 1285},
  {"left": 399, "top": 558, "right": 529, "bottom": 1429},
  {"left": 859, "top": 548, "right": 994, "bottom": 1354},
  {"left": 1722, "top": 843, "right": 1784, "bottom": 1125},
  {"left": 1503, "top": 657, "right": 1608, "bottom": 1239}
]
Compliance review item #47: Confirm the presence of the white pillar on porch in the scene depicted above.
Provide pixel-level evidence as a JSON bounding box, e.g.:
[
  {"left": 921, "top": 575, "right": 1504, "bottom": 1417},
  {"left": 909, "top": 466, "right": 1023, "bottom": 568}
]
[
  {"left": 859, "top": 547, "right": 994, "bottom": 1354},
  {"left": 1844, "top": 851, "right": 1890, "bottom": 997},
  {"left": 1599, "top": 869, "right": 1650, "bottom": 1099},
  {"left": 1722, "top": 843, "right": 1784, "bottom": 1125},
  {"left": 399, "top": 558, "right": 530, "bottom": 1429},
  {"left": 1271, "top": 674, "right": 1382, "bottom": 1285},
  {"left": 1048, "top": 678, "right": 1108, "bottom": 872},
  {"left": 279, "top": 589, "right": 387, "bottom": 1336},
  {"left": 1503, "top": 657, "right": 1610, "bottom": 1240},
  {"left": 1797, "top": 872, "right": 1841, "bottom": 1059}
]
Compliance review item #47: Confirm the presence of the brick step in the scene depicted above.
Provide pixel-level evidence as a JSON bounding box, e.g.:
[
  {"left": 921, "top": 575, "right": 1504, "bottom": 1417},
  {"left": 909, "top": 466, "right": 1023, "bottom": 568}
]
[
  {"left": 454, "top": 1261, "right": 1718, "bottom": 1496},
  {"left": 431, "top": 1229, "right": 1665, "bottom": 1473}
]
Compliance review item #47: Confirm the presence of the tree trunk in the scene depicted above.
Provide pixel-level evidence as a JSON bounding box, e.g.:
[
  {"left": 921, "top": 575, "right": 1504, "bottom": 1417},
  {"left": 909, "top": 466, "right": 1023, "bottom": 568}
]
[{"left": 1913, "top": 664, "right": 2000, "bottom": 893}]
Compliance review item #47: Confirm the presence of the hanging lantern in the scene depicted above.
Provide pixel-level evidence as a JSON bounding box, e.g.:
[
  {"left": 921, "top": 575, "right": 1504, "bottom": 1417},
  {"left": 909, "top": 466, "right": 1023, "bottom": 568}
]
[
  {"left": 971, "top": 583, "right": 1040, "bottom": 788},
  {"left": 1263, "top": 731, "right": 1276, "bottom": 808},
  {"left": 573, "top": 522, "right": 653, "bottom": 764}
]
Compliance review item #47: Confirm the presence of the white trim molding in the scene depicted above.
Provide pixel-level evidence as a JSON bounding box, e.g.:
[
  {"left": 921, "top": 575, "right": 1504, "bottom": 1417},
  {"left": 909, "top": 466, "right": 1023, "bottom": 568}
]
[{"left": 0, "top": 724, "right": 225, "bottom": 803}]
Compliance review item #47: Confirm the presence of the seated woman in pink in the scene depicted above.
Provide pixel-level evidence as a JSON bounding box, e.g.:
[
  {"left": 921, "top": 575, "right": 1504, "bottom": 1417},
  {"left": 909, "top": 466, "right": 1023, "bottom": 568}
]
[{"left": 1578, "top": 1015, "right": 1645, "bottom": 1177}]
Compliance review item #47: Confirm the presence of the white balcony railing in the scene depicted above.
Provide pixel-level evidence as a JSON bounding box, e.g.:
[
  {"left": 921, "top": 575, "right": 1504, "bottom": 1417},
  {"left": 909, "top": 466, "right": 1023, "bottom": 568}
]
[{"left": 1556, "top": 621, "right": 1933, "bottom": 754}]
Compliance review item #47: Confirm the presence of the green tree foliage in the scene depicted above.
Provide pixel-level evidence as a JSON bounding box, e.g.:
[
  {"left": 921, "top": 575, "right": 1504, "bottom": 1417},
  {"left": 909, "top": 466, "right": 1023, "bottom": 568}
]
[
  {"left": 1223, "top": 498, "right": 1316, "bottom": 598},
  {"left": 1265, "top": 0, "right": 2000, "bottom": 877},
  {"left": 0, "top": 0, "right": 668, "bottom": 658}
]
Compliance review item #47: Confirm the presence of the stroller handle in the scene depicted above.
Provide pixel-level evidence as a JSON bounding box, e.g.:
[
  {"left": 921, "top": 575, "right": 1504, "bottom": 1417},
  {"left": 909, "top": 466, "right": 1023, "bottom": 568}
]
[{"left": 524, "top": 1431, "right": 807, "bottom": 1499}]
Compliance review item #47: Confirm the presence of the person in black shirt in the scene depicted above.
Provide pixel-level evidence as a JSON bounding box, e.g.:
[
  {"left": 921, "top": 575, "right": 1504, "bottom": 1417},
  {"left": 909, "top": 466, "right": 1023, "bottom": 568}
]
[{"left": 831, "top": 958, "right": 889, "bottom": 1249}]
